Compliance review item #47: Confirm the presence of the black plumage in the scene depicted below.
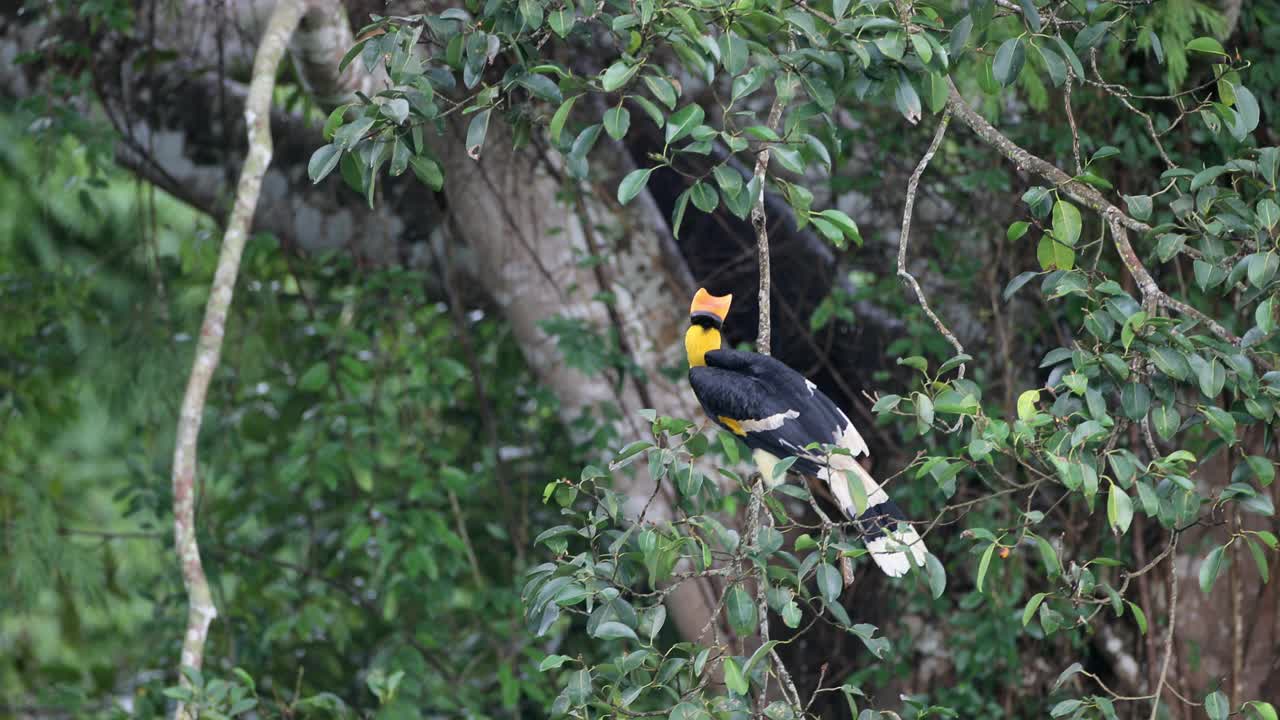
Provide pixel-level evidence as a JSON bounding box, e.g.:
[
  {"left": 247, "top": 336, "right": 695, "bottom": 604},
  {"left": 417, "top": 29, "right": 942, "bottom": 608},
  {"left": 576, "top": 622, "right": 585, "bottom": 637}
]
[{"left": 683, "top": 289, "right": 928, "bottom": 577}]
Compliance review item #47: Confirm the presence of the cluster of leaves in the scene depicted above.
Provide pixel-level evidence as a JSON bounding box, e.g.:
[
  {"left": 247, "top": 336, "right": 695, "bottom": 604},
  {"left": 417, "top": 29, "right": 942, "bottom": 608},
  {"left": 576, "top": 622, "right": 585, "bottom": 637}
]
[
  {"left": 303, "top": 0, "right": 1280, "bottom": 717},
  {"left": 526, "top": 412, "right": 946, "bottom": 718},
  {"left": 869, "top": 139, "right": 1280, "bottom": 717}
]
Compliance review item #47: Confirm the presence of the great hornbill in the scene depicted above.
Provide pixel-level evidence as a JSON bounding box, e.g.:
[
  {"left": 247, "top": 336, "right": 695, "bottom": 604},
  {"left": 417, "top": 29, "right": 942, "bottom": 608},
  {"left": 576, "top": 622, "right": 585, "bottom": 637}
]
[{"left": 685, "top": 288, "right": 928, "bottom": 577}]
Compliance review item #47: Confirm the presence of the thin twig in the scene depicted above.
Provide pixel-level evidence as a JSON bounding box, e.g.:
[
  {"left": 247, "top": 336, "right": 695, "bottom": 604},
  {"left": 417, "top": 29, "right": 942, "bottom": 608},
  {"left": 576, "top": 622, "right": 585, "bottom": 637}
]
[
  {"left": 168, "top": 2, "right": 305, "bottom": 717},
  {"left": 1148, "top": 532, "right": 1180, "bottom": 720},
  {"left": 897, "top": 107, "right": 965, "bottom": 376},
  {"left": 749, "top": 70, "right": 791, "bottom": 356},
  {"left": 1063, "top": 70, "right": 1083, "bottom": 176}
]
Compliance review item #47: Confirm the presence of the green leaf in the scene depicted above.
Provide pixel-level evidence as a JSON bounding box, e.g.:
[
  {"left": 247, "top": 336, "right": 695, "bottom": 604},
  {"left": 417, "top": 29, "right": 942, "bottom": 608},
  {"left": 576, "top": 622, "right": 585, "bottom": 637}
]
[
  {"left": 976, "top": 543, "right": 996, "bottom": 592},
  {"left": 723, "top": 658, "right": 748, "bottom": 695},
  {"left": 618, "top": 168, "right": 654, "bottom": 205},
  {"left": 601, "top": 61, "right": 639, "bottom": 91},
  {"left": 1151, "top": 404, "right": 1180, "bottom": 440},
  {"left": 725, "top": 584, "right": 757, "bottom": 636},
  {"left": 1198, "top": 358, "right": 1226, "bottom": 398},
  {"left": 408, "top": 155, "right": 444, "bottom": 191},
  {"left": 993, "top": 38, "right": 1025, "bottom": 87},
  {"left": 1123, "top": 194, "right": 1153, "bottom": 221},
  {"left": 1022, "top": 592, "right": 1047, "bottom": 625},
  {"left": 816, "top": 209, "right": 862, "bottom": 246},
  {"left": 1121, "top": 383, "right": 1151, "bottom": 419},
  {"left": 1037, "top": 236, "right": 1075, "bottom": 270},
  {"left": 1199, "top": 544, "right": 1228, "bottom": 593},
  {"left": 550, "top": 95, "right": 580, "bottom": 145},
  {"left": 1052, "top": 200, "right": 1082, "bottom": 246},
  {"left": 1107, "top": 482, "right": 1133, "bottom": 535},
  {"left": 1202, "top": 405, "right": 1237, "bottom": 444},
  {"left": 1248, "top": 252, "right": 1279, "bottom": 288},
  {"left": 1051, "top": 700, "right": 1083, "bottom": 717},
  {"left": 548, "top": 6, "right": 575, "bottom": 37},
  {"left": 1205, "top": 691, "right": 1229, "bottom": 720},
  {"left": 1003, "top": 271, "right": 1038, "bottom": 299},
  {"left": 1151, "top": 347, "right": 1190, "bottom": 381},
  {"left": 1037, "top": 44, "right": 1066, "bottom": 87},
  {"left": 604, "top": 106, "right": 631, "bottom": 140},
  {"left": 816, "top": 562, "right": 842, "bottom": 604},
  {"left": 592, "top": 621, "right": 639, "bottom": 642},
  {"left": 718, "top": 32, "right": 749, "bottom": 75},
  {"left": 567, "top": 668, "right": 592, "bottom": 705},
  {"left": 1127, "top": 601, "right": 1148, "bottom": 634},
  {"left": 642, "top": 75, "right": 677, "bottom": 109},
  {"left": 1017, "top": 389, "right": 1040, "bottom": 421},
  {"left": 689, "top": 182, "right": 718, "bottom": 213},
  {"left": 1055, "top": 36, "right": 1085, "bottom": 78},
  {"left": 308, "top": 144, "right": 342, "bottom": 184},
  {"left": 1019, "top": 0, "right": 1042, "bottom": 31},
  {"left": 1030, "top": 532, "right": 1061, "bottom": 576},
  {"left": 1258, "top": 199, "right": 1280, "bottom": 230},
  {"left": 538, "top": 653, "right": 572, "bottom": 671},
  {"left": 629, "top": 95, "right": 665, "bottom": 129},
  {"left": 1244, "top": 701, "right": 1279, "bottom": 720},
  {"left": 925, "top": 553, "right": 946, "bottom": 598},
  {"left": 465, "top": 109, "right": 492, "bottom": 159},
  {"left": 665, "top": 104, "right": 705, "bottom": 145},
  {"left": 1007, "top": 221, "right": 1030, "bottom": 241},
  {"left": 298, "top": 363, "right": 329, "bottom": 392},
  {"left": 1247, "top": 536, "right": 1270, "bottom": 583},
  {"left": 1247, "top": 456, "right": 1275, "bottom": 486},
  {"left": 1075, "top": 22, "right": 1111, "bottom": 52},
  {"left": 1186, "top": 36, "right": 1228, "bottom": 57},
  {"left": 671, "top": 188, "right": 690, "bottom": 238}
]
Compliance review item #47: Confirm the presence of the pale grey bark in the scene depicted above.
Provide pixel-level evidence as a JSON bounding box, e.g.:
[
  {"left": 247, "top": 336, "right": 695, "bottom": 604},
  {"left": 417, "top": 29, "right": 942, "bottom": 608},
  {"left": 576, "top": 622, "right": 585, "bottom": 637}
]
[{"left": 169, "top": 2, "right": 305, "bottom": 718}]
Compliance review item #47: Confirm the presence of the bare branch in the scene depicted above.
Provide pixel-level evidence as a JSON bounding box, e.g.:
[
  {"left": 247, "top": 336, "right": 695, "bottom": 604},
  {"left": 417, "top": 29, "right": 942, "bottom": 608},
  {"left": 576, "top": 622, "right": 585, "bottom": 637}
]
[
  {"left": 897, "top": 107, "right": 966, "bottom": 376},
  {"left": 1148, "top": 533, "right": 1180, "bottom": 720},
  {"left": 169, "top": 1, "right": 304, "bottom": 716},
  {"left": 749, "top": 84, "right": 788, "bottom": 356}
]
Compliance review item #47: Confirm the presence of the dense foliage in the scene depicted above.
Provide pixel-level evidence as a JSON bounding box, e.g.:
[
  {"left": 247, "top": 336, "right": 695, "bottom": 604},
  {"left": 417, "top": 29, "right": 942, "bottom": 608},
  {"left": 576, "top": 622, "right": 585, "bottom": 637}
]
[
  {"left": 4, "top": 0, "right": 1280, "bottom": 717},
  {"left": 315, "top": 0, "right": 1280, "bottom": 717}
]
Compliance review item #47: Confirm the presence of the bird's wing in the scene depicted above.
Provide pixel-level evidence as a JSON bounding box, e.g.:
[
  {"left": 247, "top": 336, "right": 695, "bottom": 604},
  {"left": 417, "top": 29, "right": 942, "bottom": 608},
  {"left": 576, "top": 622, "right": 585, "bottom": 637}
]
[
  {"left": 690, "top": 351, "right": 867, "bottom": 471},
  {"left": 691, "top": 350, "right": 925, "bottom": 577}
]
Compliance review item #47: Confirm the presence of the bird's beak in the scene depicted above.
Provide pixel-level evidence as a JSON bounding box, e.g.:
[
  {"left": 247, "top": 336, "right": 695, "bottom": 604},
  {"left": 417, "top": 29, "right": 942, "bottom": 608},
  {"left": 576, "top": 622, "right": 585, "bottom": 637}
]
[{"left": 690, "top": 288, "right": 732, "bottom": 323}]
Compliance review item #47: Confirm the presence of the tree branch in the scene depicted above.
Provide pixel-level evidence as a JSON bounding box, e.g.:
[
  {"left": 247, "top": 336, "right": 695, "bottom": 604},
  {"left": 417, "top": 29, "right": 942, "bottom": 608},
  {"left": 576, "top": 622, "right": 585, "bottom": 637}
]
[
  {"left": 945, "top": 80, "right": 1270, "bottom": 367},
  {"left": 897, "top": 107, "right": 966, "bottom": 376},
  {"left": 169, "top": 1, "right": 304, "bottom": 717},
  {"left": 1149, "top": 533, "right": 1180, "bottom": 720},
  {"left": 749, "top": 77, "right": 790, "bottom": 356}
]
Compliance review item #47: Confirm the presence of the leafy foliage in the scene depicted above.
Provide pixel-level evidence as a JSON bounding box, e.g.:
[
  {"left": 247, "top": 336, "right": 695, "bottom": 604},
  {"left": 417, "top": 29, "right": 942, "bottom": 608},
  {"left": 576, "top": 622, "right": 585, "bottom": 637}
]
[{"left": 313, "top": 0, "right": 1279, "bottom": 716}]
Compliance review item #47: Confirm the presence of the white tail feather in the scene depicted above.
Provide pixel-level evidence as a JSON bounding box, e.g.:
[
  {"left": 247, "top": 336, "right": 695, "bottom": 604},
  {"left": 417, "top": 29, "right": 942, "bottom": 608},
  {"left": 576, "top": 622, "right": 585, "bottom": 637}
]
[{"left": 820, "top": 460, "right": 928, "bottom": 577}]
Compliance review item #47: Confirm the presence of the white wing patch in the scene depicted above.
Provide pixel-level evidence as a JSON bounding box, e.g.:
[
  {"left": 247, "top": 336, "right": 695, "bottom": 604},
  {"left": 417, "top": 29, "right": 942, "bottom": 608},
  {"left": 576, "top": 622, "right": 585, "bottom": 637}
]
[
  {"left": 740, "top": 409, "right": 799, "bottom": 432},
  {"left": 831, "top": 413, "right": 869, "bottom": 457},
  {"left": 804, "top": 378, "right": 817, "bottom": 395}
]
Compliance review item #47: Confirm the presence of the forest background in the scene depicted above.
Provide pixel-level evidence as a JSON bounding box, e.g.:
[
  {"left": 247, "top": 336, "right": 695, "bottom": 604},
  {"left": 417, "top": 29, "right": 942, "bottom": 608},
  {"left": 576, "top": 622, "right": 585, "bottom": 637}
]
[{"left": 2, "top": 0, "right": 1280, "bottom": 718}]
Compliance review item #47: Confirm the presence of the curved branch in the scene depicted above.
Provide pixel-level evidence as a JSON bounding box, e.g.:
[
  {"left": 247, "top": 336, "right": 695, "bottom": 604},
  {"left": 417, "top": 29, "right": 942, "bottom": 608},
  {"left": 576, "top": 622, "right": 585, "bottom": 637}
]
[
  {"left": 169, "top": 1, "right": 304, "bottom": 716},
  {"left": 897, "top": 107, "right": 966, "bottom": 376},
  {"left": 944, "top": 80, "right": 1270, "bottom": 367}
]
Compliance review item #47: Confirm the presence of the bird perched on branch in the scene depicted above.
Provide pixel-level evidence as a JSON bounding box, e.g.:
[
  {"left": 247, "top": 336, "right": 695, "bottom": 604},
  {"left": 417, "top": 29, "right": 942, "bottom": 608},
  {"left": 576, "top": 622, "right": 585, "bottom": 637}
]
[{"left": 684, "top": 288, "right": 928, "bottom": 577}]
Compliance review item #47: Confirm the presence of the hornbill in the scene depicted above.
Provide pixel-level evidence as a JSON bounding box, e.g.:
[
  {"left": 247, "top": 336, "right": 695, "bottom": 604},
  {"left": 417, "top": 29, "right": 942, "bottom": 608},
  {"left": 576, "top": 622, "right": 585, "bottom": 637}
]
[{"left": 685, "top": 288, "right": 928, "bottom": 577}]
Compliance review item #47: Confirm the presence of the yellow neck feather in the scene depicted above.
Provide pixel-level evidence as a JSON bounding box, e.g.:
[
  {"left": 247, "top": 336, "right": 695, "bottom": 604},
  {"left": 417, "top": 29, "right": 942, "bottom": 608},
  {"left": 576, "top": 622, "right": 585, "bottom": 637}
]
[{"left": 685, "top": 325, "right": 722, "bottom": 368}]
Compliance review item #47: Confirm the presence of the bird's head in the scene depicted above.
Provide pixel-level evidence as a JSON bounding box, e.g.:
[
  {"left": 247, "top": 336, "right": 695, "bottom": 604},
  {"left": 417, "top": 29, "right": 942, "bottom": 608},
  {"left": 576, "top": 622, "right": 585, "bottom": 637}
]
[
  {"left": 686, "top": 288, "right": 732, "bottom": 368},
  {"left": 689, "top": 288, "right": 732, "bottom": 329}
]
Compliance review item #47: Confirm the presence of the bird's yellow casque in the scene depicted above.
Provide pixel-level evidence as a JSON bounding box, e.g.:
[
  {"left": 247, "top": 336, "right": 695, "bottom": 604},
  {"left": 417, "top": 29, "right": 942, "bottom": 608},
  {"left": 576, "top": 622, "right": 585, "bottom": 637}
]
[{"left": 684, "top": 288, "right": 929, "bottom": 577}]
